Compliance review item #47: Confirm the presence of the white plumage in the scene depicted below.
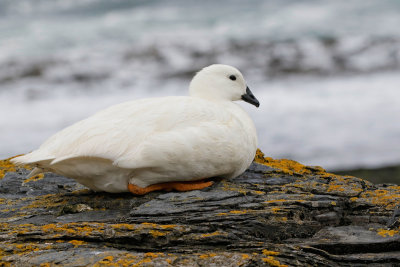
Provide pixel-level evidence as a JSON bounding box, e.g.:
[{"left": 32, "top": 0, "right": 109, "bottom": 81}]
[{"left": 11, "top": 64, "right": 259, "bottom": 193}]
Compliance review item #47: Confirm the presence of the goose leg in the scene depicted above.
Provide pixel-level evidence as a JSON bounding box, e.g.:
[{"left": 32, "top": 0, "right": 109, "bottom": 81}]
[{"left": 128, "top": 179, "right": 213, "bottom": 195}]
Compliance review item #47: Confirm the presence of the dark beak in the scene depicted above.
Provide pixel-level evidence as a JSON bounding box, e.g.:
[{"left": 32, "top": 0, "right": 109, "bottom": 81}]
[{"left": 241, "top": 86, "right": 260, "bottom": 107}]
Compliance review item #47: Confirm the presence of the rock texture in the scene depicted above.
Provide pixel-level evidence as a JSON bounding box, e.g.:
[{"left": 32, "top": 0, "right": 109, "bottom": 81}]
[{"left": 1, "top": 150, "right": 400, "bottom": 266}]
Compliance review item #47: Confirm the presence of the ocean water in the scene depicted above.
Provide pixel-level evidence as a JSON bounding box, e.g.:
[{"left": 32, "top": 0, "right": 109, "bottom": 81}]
[{"left": 1, "top": 0, "right": 400, "bottom": 170}]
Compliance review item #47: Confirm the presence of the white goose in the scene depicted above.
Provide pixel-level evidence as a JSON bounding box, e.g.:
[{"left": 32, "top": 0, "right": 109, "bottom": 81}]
[{"left": 11, "top": 64, "right": 259, "bottom": 195}]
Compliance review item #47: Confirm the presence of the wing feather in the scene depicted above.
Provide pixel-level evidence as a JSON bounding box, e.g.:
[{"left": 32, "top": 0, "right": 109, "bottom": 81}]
[{"left": 23, "top": 97, "right": 246, "bottom": 175}]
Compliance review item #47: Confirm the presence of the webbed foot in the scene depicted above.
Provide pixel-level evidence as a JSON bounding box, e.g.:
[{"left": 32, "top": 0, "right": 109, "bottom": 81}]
[{"left": 128, "top": 179, "right": 213, "bottom": 195}]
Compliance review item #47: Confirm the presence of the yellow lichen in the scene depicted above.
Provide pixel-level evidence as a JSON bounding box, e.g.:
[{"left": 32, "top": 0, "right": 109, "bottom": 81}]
[
  {"left": 14, "top": 243, "right": 40, "bottom": 253},
  {"left": 41, "top": 222, "right": 105, "bottom": 237},
  {"left": 229, "top": 210, "right": 249, "bottom": 214},
  {"left": 264, "top": 199, "right": 287, "bottom": 204},
  {"left": 254, "top": 149, "right": 324, "bottom": 176},
  {"left": 261, "top": 256, "right": 288, "bottom": 267},
  {"left": 68, "top": 240, "right": 86, "bottom": 247},
  {"left": 271, "top": 208, "right": 281, "bottom": 213},
  {"left": 217, "top": 210, "right": 255, "bottom": 216},
  {"left": 98, "top": 255, "right": 114, "bottom": 263},
  {"left": 199, "top": 253, "right": 217, "bottom": 259},
  {"left": 262, "top": 249, "right": 279, "bottom": 256},
  {"left": 0, "top": 156, "right": 17, "bottom": 179},
  {"left": 149, "top": 230, "right": 167, "bottom": 237},
  {"left": 200, "top": 231, "right": 223, "bottom": 238},
  {"left": 158, "top": 225, "right": 176, "bottom": 229},
  {"left": 21, "top": 194, "right": 68, "bottom": 210},
  {"left": 360, "top": 189, "right": 400, "bottom": 210},
  {"left": 220, "top": 180, "right": 249, "bottom": 195},
  {"left": 141, "top": 222, "right": 159, "bottom": 228},
  {"left": 276, "top": 217, "right": 288, "bottom": 222},
  {"left": 377, "top": 228, "right": 399, "bottom": 237},
  {"left": 254, "top": 149, "right": 352, "bottom": 183},
  {"left": 0, "top": 155, "right": 34, "bottom": 179},
  {"left": 23, "top": 173, "right": 44, "bottom": 183},
  {"left": 144, "top": 252, "right": 164, "bottom": 258},
  {"left": 327, "top": 184, "right": 345, "bottom": 192},
  {"left": 140, "top": 222, "right": 176, "bottom": 229},
  {"left": 260, "top": 250, "right": 287, "bottom": 267},
  {"left": 241, "top": 254, "right": 250, "bottom": 260},
  {"left": 111, "top": 223, "right": 135, "bottom": 230}
]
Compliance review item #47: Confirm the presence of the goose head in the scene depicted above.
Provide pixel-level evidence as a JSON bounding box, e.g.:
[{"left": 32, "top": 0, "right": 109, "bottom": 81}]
[{"left": 189, "top": 64, "right": 260, "bottom": 107}]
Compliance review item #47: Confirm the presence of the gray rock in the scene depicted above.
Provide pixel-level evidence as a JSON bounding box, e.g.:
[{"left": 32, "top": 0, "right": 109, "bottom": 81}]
[{"left": 1, "top": 153, "right": 400, "bottom": 266}]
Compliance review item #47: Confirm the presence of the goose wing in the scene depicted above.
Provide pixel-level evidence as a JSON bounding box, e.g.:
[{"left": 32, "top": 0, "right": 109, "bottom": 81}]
[{"left": 13, "top": 97, "right": 248, "bottom": 176}]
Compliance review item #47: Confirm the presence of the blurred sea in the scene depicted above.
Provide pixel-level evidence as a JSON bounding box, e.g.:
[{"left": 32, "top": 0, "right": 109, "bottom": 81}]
[{"left": 1, "top": 0, "right": 400, "bottom": 171}]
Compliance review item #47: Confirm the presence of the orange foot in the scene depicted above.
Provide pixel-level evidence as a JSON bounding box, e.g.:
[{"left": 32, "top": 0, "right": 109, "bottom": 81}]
[{"left": 128, "top": 179, "right": 213, "bottom": 195}]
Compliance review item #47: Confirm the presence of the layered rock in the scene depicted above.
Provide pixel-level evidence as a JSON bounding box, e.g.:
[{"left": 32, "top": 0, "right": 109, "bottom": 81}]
[{"left": 0, "top": 150, "right": 400, "bottom": 266}]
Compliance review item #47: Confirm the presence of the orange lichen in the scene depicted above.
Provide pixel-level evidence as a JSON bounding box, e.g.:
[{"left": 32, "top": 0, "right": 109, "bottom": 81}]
[
  {"left": 262, "top": 249, "right": 279, "bottom": 256},
  {"left": 261, "top": 249, "right": 287, "bottom": 267},
  {"left": 254, "top": 149, "right": 324, "bottom": 176},
  {"left": 41, "top": 222, "right": 105, "bottom": 237},
  {"left": 144, "top": 252, "right": 164, "bottom": 258},
  {"left": 229, "top": 210, "right": 249, "bottom": 214},
  {"left": 264, "top": 199, "right": 287, "bottom": 204},
  {"left": 21, "top": 194, "right": 68, "bottom": 210},
  {"left": 0, "top": 241, "right": 57, "bottom": 262},
  {"left": 0, "top": 155, "right": 34, "bottom": 179},
  {"left": 98, "top": 255, "right": 114, "bottom": 262},
  {"left": 277, "top": 217, "right": 288, "bottom": 222},
  {"left": 68, "top": 240, "right": 86, "bottom": 247},
  {"left": 241, "top": 253, "right": 250, "bottom": 260},
  {"left": 327, "top": 184, "right": 345, "bottom": 192},
  {"left": 111, "top": 223, "right": 135, "bottom": 230},
  {"left": 158, "top": 224, "right": 176, "bottom": 229},
  {"left": 262, "top": 256, "right": 288, "bottom": 267},
  {"left": 0, "top": 156, "right": 17, "bottom": 179},
  {"left": 14, "top": 243, "right": 40, "bottom": 253},
  {"left": 199, "top": 253, "right": 217, "bottom": 259},
  {"left": 149, "top": 230, "right": 167, "bottom": 237},
  {"left": 254, "top": 149, "right": 352, "bottom": 183},
  {"left": 23, "top": 173, "right": 44, "bottom": 183},
  {"left": 140, "top": 222, "right": 177, "bottom": 229},
  {"left": 360, "top": 189, "right": 400, "bottom": 210},
  {"left": 217, "top": 210, "right": 255, "bottom": 216},
  {"left": 220, "top": 180, "right": 249, "bottom": 195},
  {"left": 200, "top": 231, "right": 223, "bottom": 238},
  {"left": 271, "top": 208, "right": 281, "bottom": 213},
  {"left": 377, "top": 228, "right": 399, "bottom": 237},
  {"left": 141, "top": 222, "right": 160, "bottom": 228},
  {"left": 95, "top": 254, "right": 134, "bottom": 266},
  {"left": 138, "top": 258, "right": 153, "bottom": 265}
]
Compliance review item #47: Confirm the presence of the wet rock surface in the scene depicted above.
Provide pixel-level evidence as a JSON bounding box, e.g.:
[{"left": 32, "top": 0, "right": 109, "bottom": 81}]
[{"left": 1, "top": 150, "right": 400, "bottom": 266}]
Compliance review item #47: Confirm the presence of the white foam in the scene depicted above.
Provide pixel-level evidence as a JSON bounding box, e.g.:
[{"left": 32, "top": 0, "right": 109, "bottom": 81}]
[{"left": 244, "top": 71, "right": 400, "bottom": 169}]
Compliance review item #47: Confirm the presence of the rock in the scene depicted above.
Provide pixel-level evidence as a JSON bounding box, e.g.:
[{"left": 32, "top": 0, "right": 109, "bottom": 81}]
[{"left": 1, "top": 150, "right": 400, "bottom": 266}]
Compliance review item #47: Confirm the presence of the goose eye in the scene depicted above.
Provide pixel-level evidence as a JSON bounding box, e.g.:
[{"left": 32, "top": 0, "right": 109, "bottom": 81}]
[{"left": 229, "top": 75, "right": 236, "bottom": 81}]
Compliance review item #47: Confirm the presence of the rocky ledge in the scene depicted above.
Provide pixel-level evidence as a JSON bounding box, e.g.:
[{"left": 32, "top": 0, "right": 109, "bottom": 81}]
[{"left": 1, "top": 150, "right": 400, "bottom": 266}]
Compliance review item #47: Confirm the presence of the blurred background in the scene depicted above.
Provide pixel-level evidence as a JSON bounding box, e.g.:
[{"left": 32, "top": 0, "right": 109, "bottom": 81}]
[{"left": 0, "top": 0, "right": 399, "bottom": 183}]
